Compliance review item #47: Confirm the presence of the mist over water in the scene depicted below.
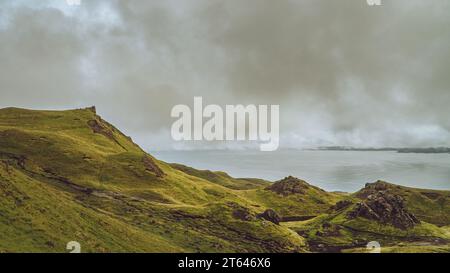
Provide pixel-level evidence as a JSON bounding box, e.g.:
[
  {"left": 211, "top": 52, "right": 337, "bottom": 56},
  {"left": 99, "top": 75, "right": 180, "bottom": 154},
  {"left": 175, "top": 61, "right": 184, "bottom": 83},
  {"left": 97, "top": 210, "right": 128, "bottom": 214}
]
[{"left": 152, "top": 150, "right": 450, "bottom": 192}]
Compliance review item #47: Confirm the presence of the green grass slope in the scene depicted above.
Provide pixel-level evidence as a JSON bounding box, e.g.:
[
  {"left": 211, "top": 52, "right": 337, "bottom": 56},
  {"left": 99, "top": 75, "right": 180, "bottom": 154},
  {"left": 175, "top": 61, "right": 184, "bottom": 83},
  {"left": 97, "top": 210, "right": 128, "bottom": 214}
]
[
  {"left": 1, "top": 107, "right": 448, "bottom": 253},
  {"left": 0, "top": 107, "right": 310, "bottom": 253},
  {"left": 240, "top": 176, "right": 342, "bottom": 218},
  {"left": 169, "top": 163, "right": 270, "bottom": 190}
]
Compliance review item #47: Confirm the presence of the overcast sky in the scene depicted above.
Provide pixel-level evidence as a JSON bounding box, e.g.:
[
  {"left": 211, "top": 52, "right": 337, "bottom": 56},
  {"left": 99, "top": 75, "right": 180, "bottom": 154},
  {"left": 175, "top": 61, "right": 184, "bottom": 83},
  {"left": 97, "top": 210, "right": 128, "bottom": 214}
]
[{"left": 1, "top": 0, "right": 449, "bottom": 150}]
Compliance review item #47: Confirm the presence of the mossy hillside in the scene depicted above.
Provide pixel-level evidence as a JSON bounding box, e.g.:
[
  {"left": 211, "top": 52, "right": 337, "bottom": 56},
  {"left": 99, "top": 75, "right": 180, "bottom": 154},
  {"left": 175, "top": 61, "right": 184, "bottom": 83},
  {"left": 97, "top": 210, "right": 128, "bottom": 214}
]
[
  {"left": 0, "top": 107, "right": 309, "bottom": 252},
  {"left": 169, "top": 164, "right": 341, "bottom": 217},
  {"left": 0, "top": 107, "right": 341, "bottom": 213},
  {"left": 170, "top": 163, "right": 270, "bottom": 190},
  {"left": 240, "top": 181, "right": 342, "bottom": 218},
  {"left": 0, "top": 151, "right": 308, "bottom": 252},
  {"left": 0, "top": 107, "right": 236, "bottom": 205},
  {"left": 2, "top": 107, "right": 448, "bottom": 253},
  {"left": 343, "top": 245, "right": 450, "bottom": 253},
  {"left": 0, "top": 162, "right": 183, "bottom": 252}
]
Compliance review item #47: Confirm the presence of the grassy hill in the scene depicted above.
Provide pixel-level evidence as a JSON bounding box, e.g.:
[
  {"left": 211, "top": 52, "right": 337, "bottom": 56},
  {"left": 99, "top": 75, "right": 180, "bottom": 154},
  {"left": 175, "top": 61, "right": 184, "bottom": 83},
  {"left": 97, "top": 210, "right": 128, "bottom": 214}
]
[
  {"left": 169, "top": 163, "right": 270, "bottom": 190},
  {"left": 0, "top": 107, "right": 314, "bottom": 252},
  {"left": 0, "top": 107, "right": 449, "bottom": 253}
]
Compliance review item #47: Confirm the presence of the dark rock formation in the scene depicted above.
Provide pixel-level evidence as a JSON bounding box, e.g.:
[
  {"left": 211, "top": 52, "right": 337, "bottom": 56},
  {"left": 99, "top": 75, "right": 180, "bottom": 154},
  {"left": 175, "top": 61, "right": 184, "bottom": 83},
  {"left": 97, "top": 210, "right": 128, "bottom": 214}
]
[
  {"left": 86, "top": 106, "right": 96, "bottom": 114},
  {"left": 266, "top": 176, "right": 318, "bottom": 196},
  {"left": 87, "top": 119, "right": 115, "bottom": 141},
  {"left": 87, "top": 118, "right": 130, "bottom": 151},
  {"left": 331, "top": 200, "right": 353, "bottom": 211},
  {"left": 280, "top": 215, "right": 316, "bottom": 222},
  {"left": 347, "top": 191, "right": 420, "bottom": 230},
  {"left": 0, "top": 151, "right": 27, "bottom": 170},
  {"left": 232, "top": 208, "right": 255, "bottom": 221},
  {"left": 257, "top": 209, "right": 281, "bottom": 225},
  {"left": 142, "top": 155, "right": 165, "bottom": 178}
]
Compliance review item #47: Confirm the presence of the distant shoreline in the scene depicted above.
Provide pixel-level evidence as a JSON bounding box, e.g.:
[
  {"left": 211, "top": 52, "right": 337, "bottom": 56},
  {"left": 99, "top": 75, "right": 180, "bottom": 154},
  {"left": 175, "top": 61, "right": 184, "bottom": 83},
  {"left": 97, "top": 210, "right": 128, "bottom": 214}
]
[
  {"left": 151, "top": 147, "right": 450, "bottom": 154},
  {"left": 316, "top": 146, "right": 450, "bottom": 154}
]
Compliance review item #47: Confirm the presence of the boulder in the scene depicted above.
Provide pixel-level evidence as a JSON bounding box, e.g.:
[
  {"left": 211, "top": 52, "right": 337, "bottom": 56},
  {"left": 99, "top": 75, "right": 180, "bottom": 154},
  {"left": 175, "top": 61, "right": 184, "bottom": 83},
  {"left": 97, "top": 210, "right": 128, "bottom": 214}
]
[{"left": 257, "top": 209, "right": 281, "bottom": 225}]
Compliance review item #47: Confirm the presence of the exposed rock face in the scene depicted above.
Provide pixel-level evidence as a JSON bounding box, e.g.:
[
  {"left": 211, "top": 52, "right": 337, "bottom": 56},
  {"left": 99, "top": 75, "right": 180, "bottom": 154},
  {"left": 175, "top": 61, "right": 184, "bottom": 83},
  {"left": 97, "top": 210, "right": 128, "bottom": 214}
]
[
  {"left": 142, "top": 155, "right": 165, "bottom": 178},
  {"left": 87, "top": 119, "right": 115, "bottom": 141},
  {"left": 86, "top": 106, "right": 96, "bottom": 114},
  {"left": 347, "top": 191, "right": 420, "bottom": 230},
  {"left": 87, "top": 118, "right": 130, "bottom": 151},
  {"left": 331, "top": 200, "right": 353, "bottom": 211},
  {"left": 420, "top": 191, "right": 441, "bottom": 200},
  {"left": 266, "top": 176, "right": 318, "bottom": 196},
  {"left": 232, "top": 207, "right": 255, "bottom": 221},
  {"left": 257, "top": 209, "right": 281, "bottom": 225}
]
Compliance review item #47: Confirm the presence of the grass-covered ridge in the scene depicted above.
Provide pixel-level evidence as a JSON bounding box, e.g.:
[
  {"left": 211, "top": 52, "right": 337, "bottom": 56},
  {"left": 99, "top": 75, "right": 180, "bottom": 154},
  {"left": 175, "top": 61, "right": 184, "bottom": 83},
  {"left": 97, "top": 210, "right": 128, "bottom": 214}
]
[
  {"left": 0, "top": 107, "right": 312, "bottom": 252},
  {"left": 0, "top": 107, "right": 449, "bottom": 253}
]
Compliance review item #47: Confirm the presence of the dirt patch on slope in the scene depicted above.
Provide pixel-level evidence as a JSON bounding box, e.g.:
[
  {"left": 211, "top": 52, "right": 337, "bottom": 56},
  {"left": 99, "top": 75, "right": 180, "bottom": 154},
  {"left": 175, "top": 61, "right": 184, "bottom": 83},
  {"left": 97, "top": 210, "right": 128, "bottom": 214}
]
[{"left": 142, "top": 155, "right": 165, "bottom": 178}]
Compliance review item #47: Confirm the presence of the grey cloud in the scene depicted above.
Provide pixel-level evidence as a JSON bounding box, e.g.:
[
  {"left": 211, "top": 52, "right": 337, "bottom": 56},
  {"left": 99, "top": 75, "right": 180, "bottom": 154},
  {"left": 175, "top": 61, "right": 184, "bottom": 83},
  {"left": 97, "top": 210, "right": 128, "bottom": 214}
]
[
  {"left": 0, "top": 0, "right": 449, "bottom": 149},
  {"left": 0, "top": 6, "right": 87, "bottom": 108}
]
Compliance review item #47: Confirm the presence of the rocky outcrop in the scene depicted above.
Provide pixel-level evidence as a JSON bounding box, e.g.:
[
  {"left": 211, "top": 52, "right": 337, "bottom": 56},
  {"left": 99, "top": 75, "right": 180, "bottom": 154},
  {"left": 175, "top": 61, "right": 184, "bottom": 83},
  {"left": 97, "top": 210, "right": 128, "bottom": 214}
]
[
  {"left": 85, "top": 106, "right": 96, "bottom": 114},
  {"left": 142, "top": 155, "right": 165, "bottom": 178},
  {"left": 266, "top": 176, "right": 321, "bottom": 196},
  {"left": 331, "top": 200, "right": 353, "bottom": 211},
  {"left": 87, "top": 119, "right": 115, "bottom": 141},
  {"left": 280, "top": 215, "right": 316, "bottom": 222},
  {"left": 347, "top": 191, "right": 420, "bottom": 230},
  {"left": 87, "top": 118, "right": 130, "bottom": 151},
  {"left": 257, "top": 209, "right": 281, "bottom": 225},
  {"left": 232, "top": 207, "right": 255, "bottom": 221}
]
